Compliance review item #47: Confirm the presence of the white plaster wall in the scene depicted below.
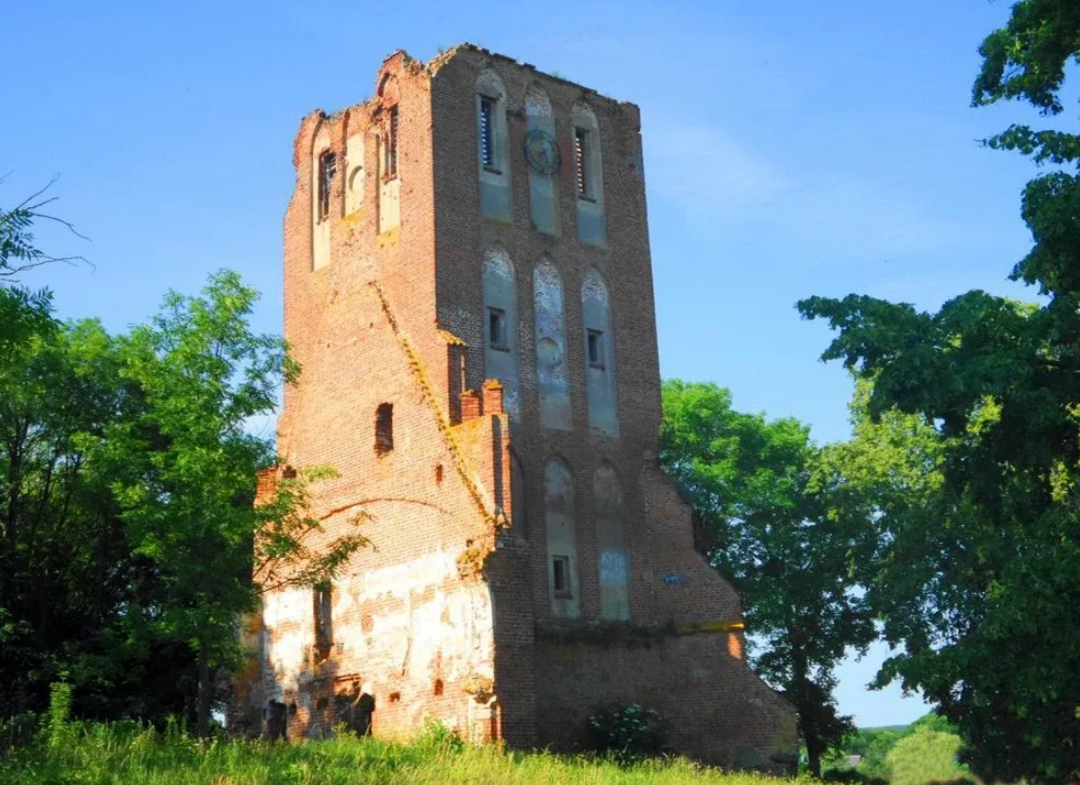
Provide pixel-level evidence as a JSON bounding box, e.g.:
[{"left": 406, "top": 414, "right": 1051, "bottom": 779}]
[{"left": 260, "top": 548, "right": 494, "bottom": 712}]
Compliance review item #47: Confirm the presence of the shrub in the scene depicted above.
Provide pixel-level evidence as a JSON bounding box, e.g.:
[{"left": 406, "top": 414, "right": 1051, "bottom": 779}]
[
  {"left": 588, "top": 703, "right": 669, "bottom": 762},
  {"left": 47, "top": 681, "right": 73, "bottom": 750},
  {"left": 886, "top": 728, "right": 973, "bottom": 785},
  {"left": 821, "top": 768, "right": 888, "bottom": 785},
  {"left": 416, "top": 717, "right": 466, "bottom": 754}
]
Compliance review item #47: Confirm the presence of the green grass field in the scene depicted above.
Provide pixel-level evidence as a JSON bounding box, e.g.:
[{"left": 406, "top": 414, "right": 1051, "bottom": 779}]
[{"left": 0, "top": 720, "right": 801, "bottom": 785}]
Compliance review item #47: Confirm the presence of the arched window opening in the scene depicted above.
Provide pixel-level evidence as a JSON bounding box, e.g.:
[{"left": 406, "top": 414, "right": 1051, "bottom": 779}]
[
  {"left": 318, "top": 151, "right": 337, "bottom": 222},
  {"left": 311, "top": 123, "right": 332, "bottom": 271},
  {"left": 477, "top": 69, "right": 510, "bottom": 221},
  {"left": 582, "top": 269, "right": 618, "bottom": 437},
  {"left": 482, "top": 248, "right": 520, "bottom": 420},
  {"left": 313, "top": 584, "right": 333, "bottom": 661},
  {"left": 572, "top": 101, "right": 605, "bottom": 246},
  {"left": 376, "top": 72, "right": 401, "bottom": 234},
  {"left": 384, "top": 106, "right": 399, "bottom": 179}
]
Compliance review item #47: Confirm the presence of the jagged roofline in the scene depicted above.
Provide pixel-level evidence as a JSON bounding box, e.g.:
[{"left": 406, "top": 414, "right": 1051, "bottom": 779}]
[
  {"left": 425, "top": 43, "right": 627, "bottom": 103},
  {"left": 310, "top": 43, "right": 634, "bottom": 120}
]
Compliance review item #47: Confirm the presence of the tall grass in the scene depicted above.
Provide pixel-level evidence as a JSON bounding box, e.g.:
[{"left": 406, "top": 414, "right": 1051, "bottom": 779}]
[{"left": 0, "top": 718, "right": 801, "bottom": 785}]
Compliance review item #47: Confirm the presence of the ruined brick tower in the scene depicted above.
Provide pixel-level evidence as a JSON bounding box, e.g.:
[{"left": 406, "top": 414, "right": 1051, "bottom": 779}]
[{"left": 236, "top": 45, "right": 796, "bottom": 771}]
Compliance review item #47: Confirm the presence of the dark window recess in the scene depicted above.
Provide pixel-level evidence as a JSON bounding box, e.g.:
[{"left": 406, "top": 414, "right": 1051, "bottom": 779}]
[
  {"left": 313, "top": 585, "right": 333, "bottom": 661},
  {"left": 587, "top": 329, "right": 604, "bottom": 368},
  {"left": 375, "top": 403, "right": 394, "bottom": 455},
  {"left": 552, "top": 555, "right": 572, "bottom": 598},
  {"left": 574, "top": 128, "right": 589, "bottom": 198},
  {"left": 385, "top": 106, "right": 399, "bottom": 178},
  {"left": 488, "top": 307, "right": 508, "bottom": 350},
  {"left": 388, "top": 691, "right": 402, "bottom": 703},
  {"left": 479, "top": 96, "right": 496, "bottom": 170},
  {"left": 318, "top": 151, "right": 337, "bottom": 221},
  {"left": 433, "top": 679, "right": 444, "bottom": 696}
]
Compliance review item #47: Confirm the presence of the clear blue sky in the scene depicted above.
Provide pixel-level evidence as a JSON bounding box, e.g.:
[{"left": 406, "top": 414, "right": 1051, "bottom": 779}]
[{"left": 2, "top": 0, "right": 1045, "bottom": 727}]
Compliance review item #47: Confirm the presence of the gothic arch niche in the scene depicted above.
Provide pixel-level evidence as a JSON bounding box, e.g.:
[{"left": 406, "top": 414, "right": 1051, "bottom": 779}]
[
  {"left": 571, "top": 100, "right": 606, "bottom": 246},
  {"left": 594, "top": 463, "right": 630, "bottom": 620},
  {"left": 477, "top": 68, "right": 510, "bottom": 221},
  {"left": 311, "top": 123, "right": 332, "bottom": 271},
  {"left": 376, "top": 71, "right": 400, "bottom": 105},
  {"left": 524, "top": 83, "right": 559, "bottom": 235},
  {"left": 376, "top": 72, "right": 401, "bottom": 233},
  {"left": 534, "top": 258, "right": 571, "bottom": 430},
  {"left": 582, "top": 268, "right": 618, "bottom": 437},
  {"left": 344, "top": 126, "right": 365, "bottom": 216},
  {"left": 544, "top": 457, "right": 580, "bottom": 618},
  {"left": 482, "top": 248, "right": 520, "bottom": 420}
]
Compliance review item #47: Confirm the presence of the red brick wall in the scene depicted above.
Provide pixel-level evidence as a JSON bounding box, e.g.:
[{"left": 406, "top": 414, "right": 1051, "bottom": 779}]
[
  {"left": 260, "top": 50, "right": 509, "bottom": 743},
  {"left": 427, "top": 47, "right": 794, "bottom": 766}
]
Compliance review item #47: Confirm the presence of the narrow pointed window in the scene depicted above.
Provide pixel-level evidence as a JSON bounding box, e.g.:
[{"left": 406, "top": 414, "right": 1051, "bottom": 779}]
[
  {"left": 318, "top": 151, "right": 337, "bottom": 221},
  {"left": 385, "top": 107, "right": 399, "bottom": 179},
  {"left": 313, "top": 584, "right": 333, "bottom": 661}
]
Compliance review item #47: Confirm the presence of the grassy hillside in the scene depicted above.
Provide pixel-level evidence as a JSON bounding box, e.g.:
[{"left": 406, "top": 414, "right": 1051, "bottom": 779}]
[{"left": 0, "top": 720, "right": 801, "bottom": 785}]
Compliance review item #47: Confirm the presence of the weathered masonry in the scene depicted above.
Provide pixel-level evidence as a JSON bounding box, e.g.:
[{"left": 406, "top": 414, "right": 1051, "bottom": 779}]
[{"left": 233, "top": 44, "right": 797, "bottom": 771}]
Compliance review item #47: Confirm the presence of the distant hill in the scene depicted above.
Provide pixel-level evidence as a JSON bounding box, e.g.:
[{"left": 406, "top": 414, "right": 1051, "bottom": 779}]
[{"left": 859, "top": 725, "right": 910, "bottom": 733}]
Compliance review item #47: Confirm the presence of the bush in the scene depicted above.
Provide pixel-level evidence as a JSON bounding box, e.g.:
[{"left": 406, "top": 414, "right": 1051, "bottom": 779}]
[
  {"left": 588, "top": 703, "right": 669, "bottom": 761},
  {"left": 47, "top": 681, "right": 73, "bottom": 750},
  {"left": 820, "top": 768, "right": 888, "bottom": 785},
  {"left": 415, "top": 717, "right": 466, "bottom": 754},
  {"left": 886, "top": 728, "right": 972, "bottom": 785}
]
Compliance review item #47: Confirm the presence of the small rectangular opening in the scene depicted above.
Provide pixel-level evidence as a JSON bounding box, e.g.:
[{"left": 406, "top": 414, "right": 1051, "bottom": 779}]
[
  {"left": 587, "top": 329, "right": 604, "bottom": 368},
  {"left": 375, "top": 402, "right": 394, "bottom": 455},
  {"left": 479, "top": 96, "right": 498, "bottom": 172},
  {"left": 488, "top": 307, "right": 508, "bottom": 351},
  {"left": 552, "top": 555, "right": 572, "bottom": 598}
]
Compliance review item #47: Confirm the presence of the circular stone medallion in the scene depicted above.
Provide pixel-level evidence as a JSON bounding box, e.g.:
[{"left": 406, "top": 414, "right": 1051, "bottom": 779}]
[{"left": 523, "top": 129, "right": 561, "bottom": 175}]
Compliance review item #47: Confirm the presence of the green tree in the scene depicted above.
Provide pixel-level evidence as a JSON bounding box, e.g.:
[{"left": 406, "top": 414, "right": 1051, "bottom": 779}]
[
  {"left": 105, "top": 271, "right": 367, "bottom": 736},
  {"left": 0, "top": 319, "right": 143, "bottom": 715},
  {"left": 798, "top": 3, "right": 1080, "bottom": 780},
  {"left": 659, "top": 380, "right": 876, "bottom": 777}
]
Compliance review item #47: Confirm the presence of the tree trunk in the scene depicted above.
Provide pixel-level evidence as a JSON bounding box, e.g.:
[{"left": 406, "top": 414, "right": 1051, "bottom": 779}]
[
  {"left": 791, "top": 639, "right": 823, "bottom": 778},
  {"left": 196, "top": 637, "right": 211, "bottom": 738},
  {"left": 806, "top": 737, "right": 823, "bottom": 779}
]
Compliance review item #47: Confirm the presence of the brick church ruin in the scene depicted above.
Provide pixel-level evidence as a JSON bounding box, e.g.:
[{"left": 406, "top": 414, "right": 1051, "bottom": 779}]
[{"left": 233, "top": 44, "right": 796, "bottom": 771}]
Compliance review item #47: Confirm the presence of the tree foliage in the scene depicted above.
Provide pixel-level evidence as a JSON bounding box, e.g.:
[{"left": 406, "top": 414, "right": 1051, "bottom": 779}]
[
  {"left": 798, "top": 3, "right": 1080, "bottom": 780},
  {"left": 659, "top": 380, "right": 876, "bottom": 778},
  {"left": 0, "top": 196, "right": 56, "bottom": 361},
  {"left": 0, "top": 207, "right": 364, "bottom": 734}
]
